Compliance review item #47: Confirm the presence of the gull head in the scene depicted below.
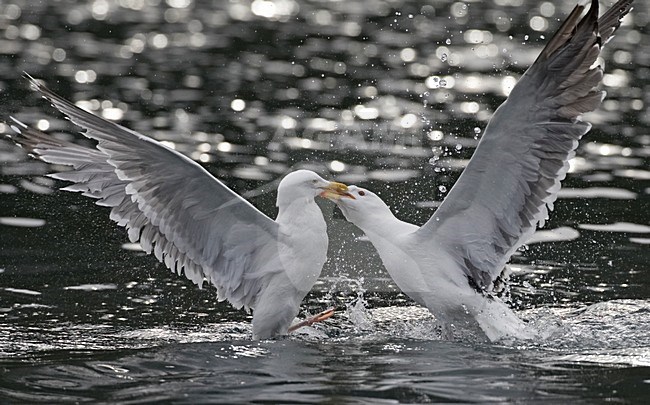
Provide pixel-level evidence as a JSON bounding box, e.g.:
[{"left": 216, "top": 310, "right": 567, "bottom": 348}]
[
  {"left": 277, "top": 170, "right": 353, "bottom": 204},
  {"left": 324, "top": 184, "right": 392, "bottom": 227}
]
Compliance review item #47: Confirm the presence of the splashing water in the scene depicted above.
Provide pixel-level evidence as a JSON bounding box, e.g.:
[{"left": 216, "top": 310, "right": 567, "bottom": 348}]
[{"left": 345, "top": 279, "right": 375, "bottom": 332}]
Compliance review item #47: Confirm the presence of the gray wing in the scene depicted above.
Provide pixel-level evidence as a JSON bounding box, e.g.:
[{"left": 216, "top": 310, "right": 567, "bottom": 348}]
[
  {"left": 414, "top": 0, "right": 633, "bottom": 291},
  {"left": 9, "top": 78, "right": 283, "bottom": 311}
]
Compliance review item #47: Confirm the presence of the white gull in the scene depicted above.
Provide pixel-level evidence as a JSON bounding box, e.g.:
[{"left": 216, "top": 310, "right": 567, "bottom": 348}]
[
  {"left": 9, "top": 79, "right": 354, "bottom": 339},
  {"left": 325, "top": 0, "right": 634, "bottom": 341}
]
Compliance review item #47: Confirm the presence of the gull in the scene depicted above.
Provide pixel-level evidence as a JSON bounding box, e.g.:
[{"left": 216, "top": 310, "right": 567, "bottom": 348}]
[
  {"left": 324, "top": 0, "right": 634, "bottom": 341},
  {"left": 8, "top": 77, "right": 354, "bottom": 339}
]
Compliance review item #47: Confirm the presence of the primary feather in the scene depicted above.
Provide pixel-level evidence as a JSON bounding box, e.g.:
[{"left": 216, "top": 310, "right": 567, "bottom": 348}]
[
  {"left": 330, "top": 0, "right": 633, "bottom": 341},
  {"left": 9, "top": 79, "right": 336, "bottom": 339}
]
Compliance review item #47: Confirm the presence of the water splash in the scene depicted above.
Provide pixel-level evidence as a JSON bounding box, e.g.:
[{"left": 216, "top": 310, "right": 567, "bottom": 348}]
[
  {"left": 345, "top": 279, "right": 374, "bottom": 332},
  {"left": 519, "top": 299, "right": 650, "bottom": 363},
  {"left": 322, "top": 274, "right": 374, "bottom": 334}
]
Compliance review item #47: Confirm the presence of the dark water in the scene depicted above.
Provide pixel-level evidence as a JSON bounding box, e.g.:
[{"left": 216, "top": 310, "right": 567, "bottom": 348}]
[{"left": 1, "top": 0, "right": 649, "bottom": 402}]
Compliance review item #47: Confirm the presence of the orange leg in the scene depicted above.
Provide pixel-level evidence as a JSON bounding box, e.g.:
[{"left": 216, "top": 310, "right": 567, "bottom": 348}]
[{"left": 288, "top": 308, "right": 335, "bottom": 333}]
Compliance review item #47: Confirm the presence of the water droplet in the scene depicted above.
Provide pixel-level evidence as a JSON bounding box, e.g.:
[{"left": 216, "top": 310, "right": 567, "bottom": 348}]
[
  {"left": 426, "top": 76, "right": 441, "bottom": 89},
  {"left": 455, "top": 144, "right": 462, "bottom": 151},
  {"left": 522, "top": 281, "right": 536, "bottom": 293},
  {"left": 445, "top": 38, "right": 451, "bottom": 45},
  {"left": 440, "top": 53, "right": 448, "bottom": 62},
  {"left": 438, "top": 185, "right": 447, "bottom": 193},
  {"left": 439, "top": 79, "right": 447, "bottom": 87},
  {"left": 474, "top": 127, "right": 481, "bottom": 134}
]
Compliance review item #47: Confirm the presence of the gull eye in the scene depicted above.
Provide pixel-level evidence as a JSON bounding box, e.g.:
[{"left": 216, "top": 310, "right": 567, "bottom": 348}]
[
  {"left": 311, "top": 179, "right": 318, "bottom": 184},
  {"left": 358, "top": 190, "right": 366, "bottom": 196}
]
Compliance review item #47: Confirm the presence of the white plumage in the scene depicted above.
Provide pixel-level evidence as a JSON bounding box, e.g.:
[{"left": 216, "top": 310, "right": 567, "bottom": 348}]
[
  {"left": 9, "top": 79, "right": 352, "bottom": 339},
  {"left": 326, "top": 0, "right": 633, "bottom": 341}
]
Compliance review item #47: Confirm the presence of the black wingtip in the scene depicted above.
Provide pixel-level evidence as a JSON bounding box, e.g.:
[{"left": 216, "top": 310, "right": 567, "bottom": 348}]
[
  {"left": 598, "top": 0, "right": 634, "bottom": 45},
  {"left": 588, "top": 0, "right": 599, "bottom": 23},
  {"left": 575, "top": 0, "right": 599, "bottom": 33}
]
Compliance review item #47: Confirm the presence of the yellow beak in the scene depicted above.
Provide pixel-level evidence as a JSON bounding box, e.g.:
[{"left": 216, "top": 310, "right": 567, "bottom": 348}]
[{"left": 319, "top": 181, "right": 355, "bottom": 200}]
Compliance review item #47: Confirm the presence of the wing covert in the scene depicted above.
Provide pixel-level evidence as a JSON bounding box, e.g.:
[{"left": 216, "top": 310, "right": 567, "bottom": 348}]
[
  {"left": 11, "top": 78, "right": 283, "bottom": 311},
  {"left": 414, "top": 0, "right": 633, "bottom": 290}
]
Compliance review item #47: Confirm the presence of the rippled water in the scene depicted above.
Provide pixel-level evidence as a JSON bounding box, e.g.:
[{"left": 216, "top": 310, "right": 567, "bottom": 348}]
[{"left": 1, "top": 0, "right": 649, "bottom": 402}]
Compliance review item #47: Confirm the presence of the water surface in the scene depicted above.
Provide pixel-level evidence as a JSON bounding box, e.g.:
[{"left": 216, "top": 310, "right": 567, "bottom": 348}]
[{"left": 1, "top": 0, "right": 648, "bottom": 402}]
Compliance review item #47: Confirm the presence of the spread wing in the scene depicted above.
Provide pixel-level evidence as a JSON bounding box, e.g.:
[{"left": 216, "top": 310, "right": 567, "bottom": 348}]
[
  {"left": 414, "top": 0, "right": 633, "bottom": 291},
  {"left": 9, "top": 76, "right": 283, "bottom": 311}
]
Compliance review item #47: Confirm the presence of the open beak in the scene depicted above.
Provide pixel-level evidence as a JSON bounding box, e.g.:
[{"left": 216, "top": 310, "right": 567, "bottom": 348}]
[{"left": 319, "top": 181, "right": 355, "bottom": 200}]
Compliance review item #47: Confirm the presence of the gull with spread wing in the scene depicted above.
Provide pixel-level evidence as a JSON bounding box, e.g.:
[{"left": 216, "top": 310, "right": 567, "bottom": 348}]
[
  {"left": 324, "top": 0, "right": 634, "bottom": 341},
  {"left": 9, "top": 77, "right": 354, "bottom": 339}
]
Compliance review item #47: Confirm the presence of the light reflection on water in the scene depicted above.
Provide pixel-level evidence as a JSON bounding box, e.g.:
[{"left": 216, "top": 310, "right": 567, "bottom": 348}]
[
  {"left": 1, "top": 299, "right": 648, "bottom": 403},
  {"left": 0, "top": 0, "right": 649, "bottom": 402}
]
